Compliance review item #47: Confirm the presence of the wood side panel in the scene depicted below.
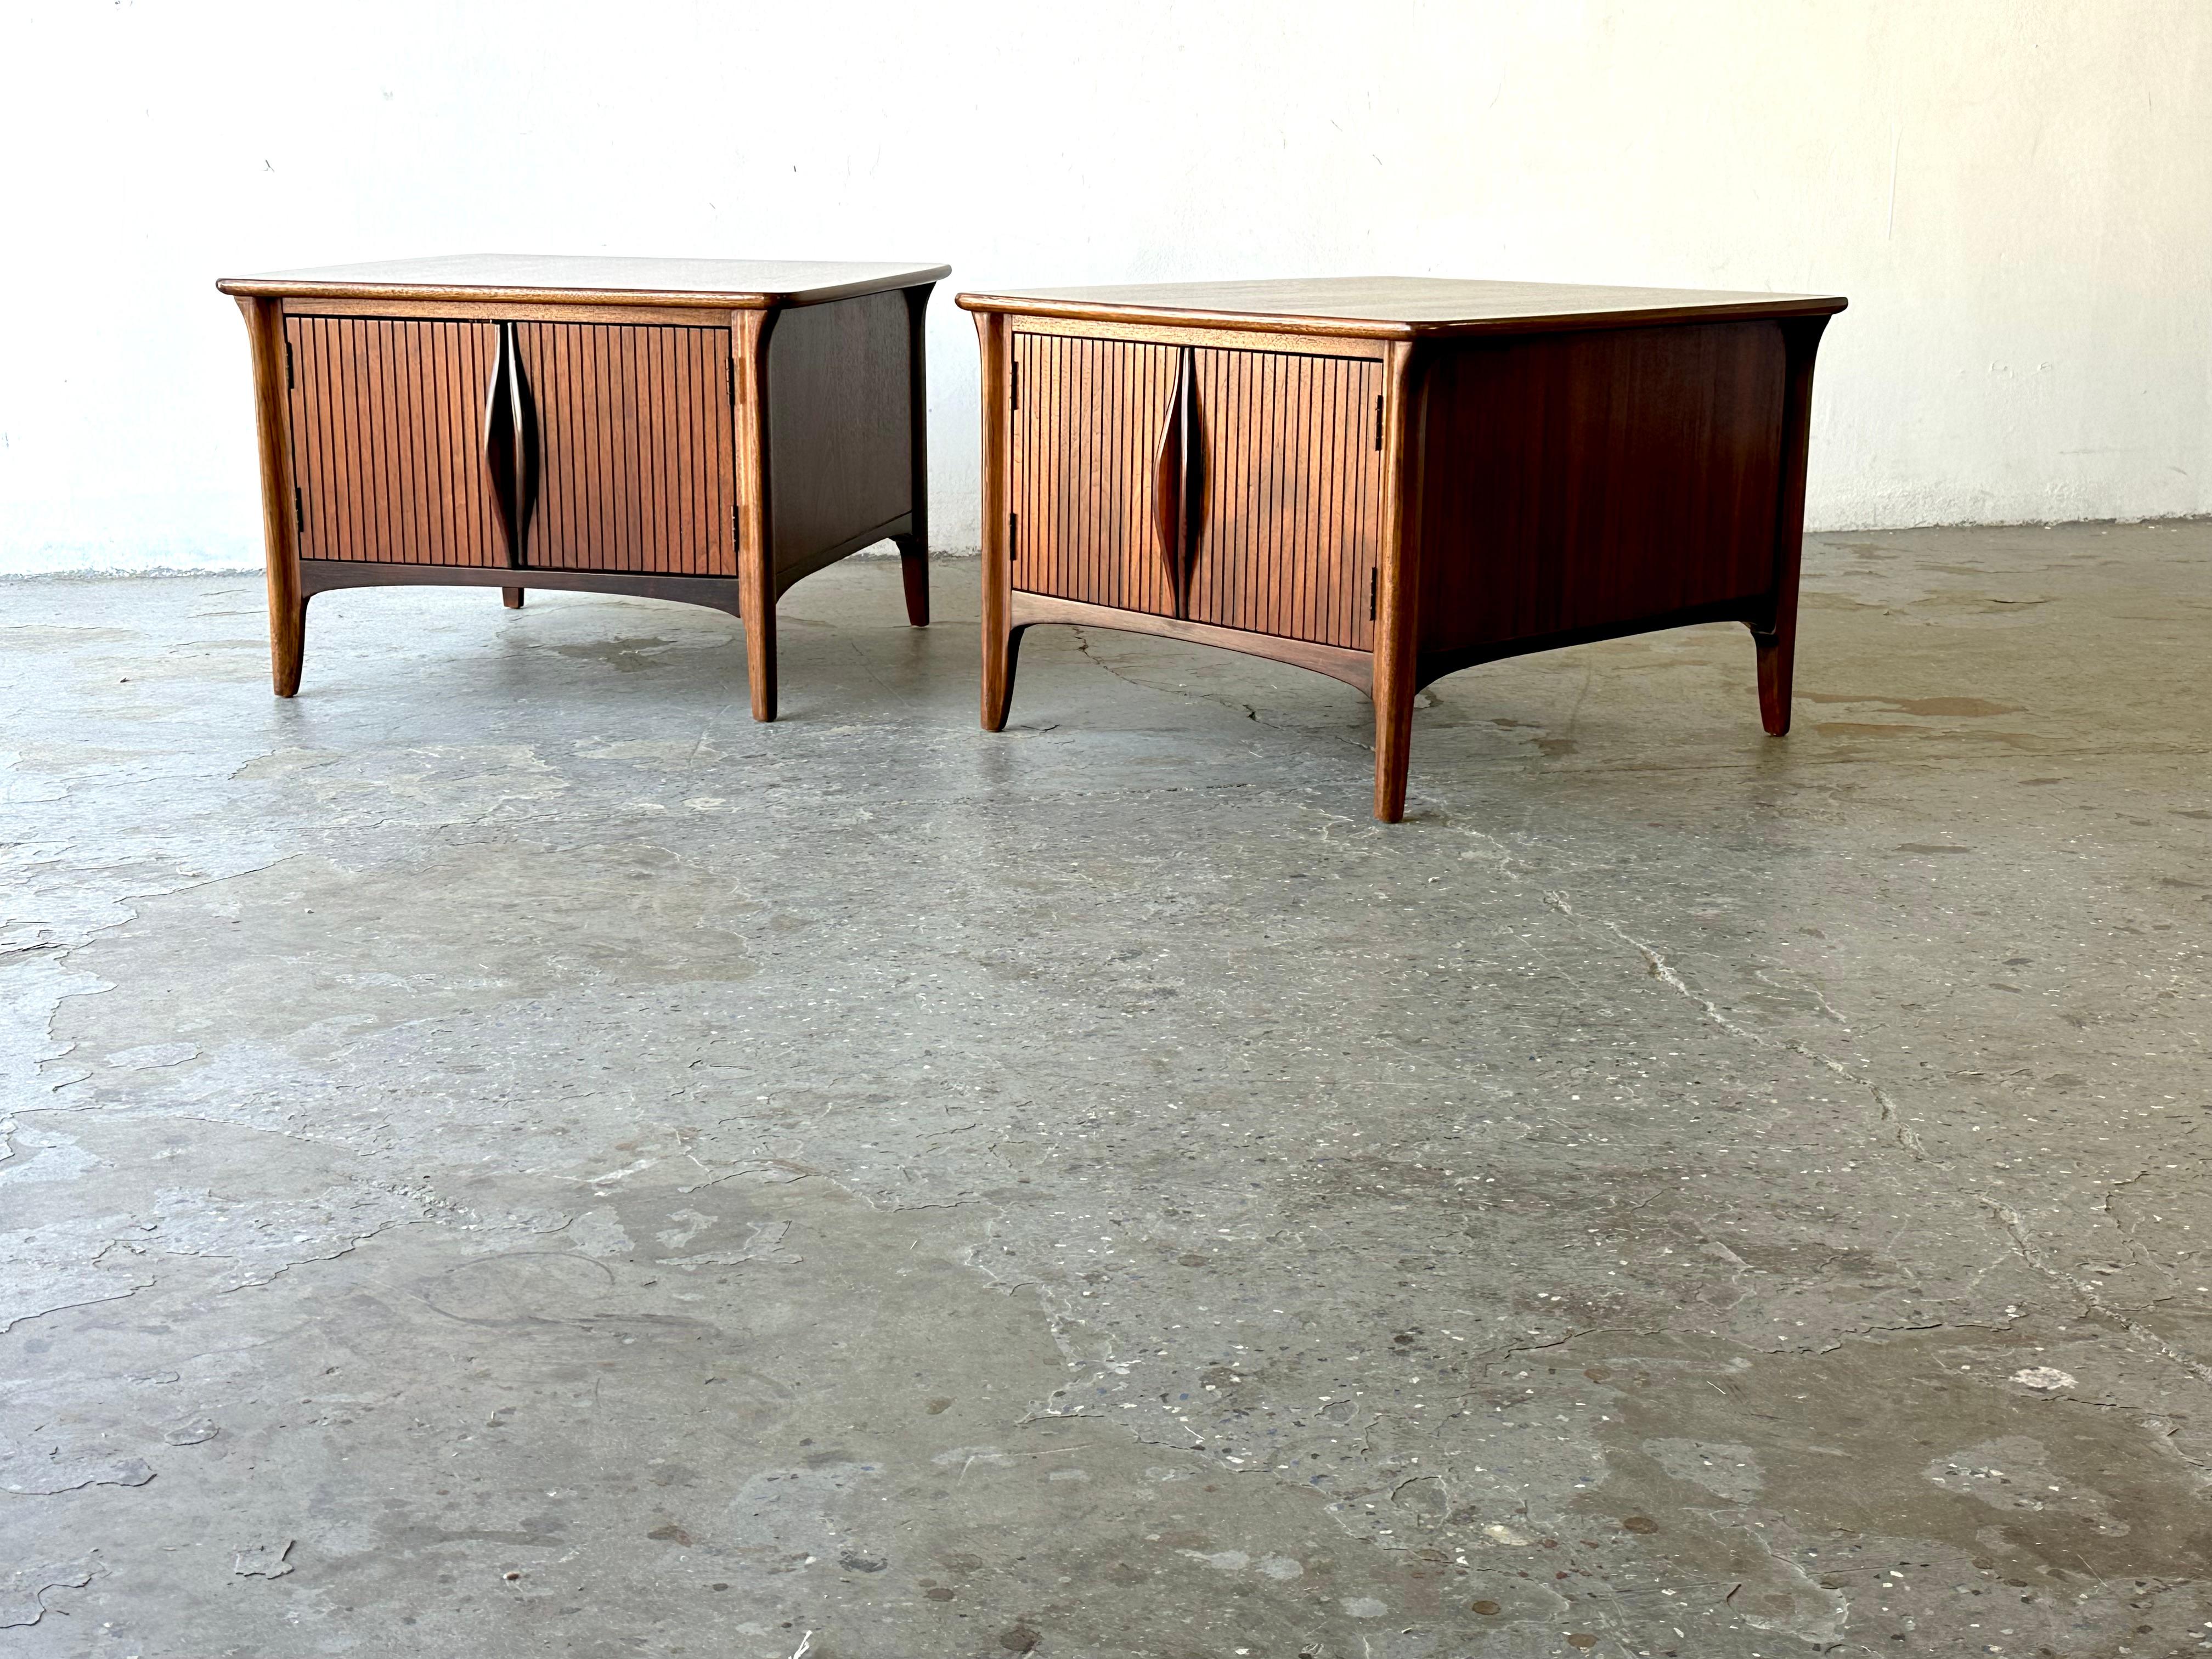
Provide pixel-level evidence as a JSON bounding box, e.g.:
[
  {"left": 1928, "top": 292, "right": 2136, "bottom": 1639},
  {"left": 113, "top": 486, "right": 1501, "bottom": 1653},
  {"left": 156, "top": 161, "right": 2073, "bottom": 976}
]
[
  {"left": 1009, "top": 332, "right": 1180, "bottom": 617},
  {"left": 1186, "top": 347, "right": 1382, "bottom": 649},
  {"left": 516, "top": 322, "right": 736, "bottom": 577},
  {"left": 764, "top": 290, "right": 913, "bottom": 573},
  {"left": 284, "top": 316, "right": 502, "bottom": 565},
  {"left": 1415, "top": 321, "right": 1787, "bottom": 653}
]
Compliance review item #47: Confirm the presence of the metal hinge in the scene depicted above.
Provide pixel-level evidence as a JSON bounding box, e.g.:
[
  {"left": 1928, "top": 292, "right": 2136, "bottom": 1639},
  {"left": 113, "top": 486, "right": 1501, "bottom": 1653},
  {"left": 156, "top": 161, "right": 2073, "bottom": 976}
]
[
  {"left": 732, "top": 504, "right": 742, "bottom": 544},
  {"left": 1011, "top": 363, "right": 1019, "bottom": 411},
  {"left": 1009, "top": 512, "right": 1019, "bottom": 562},
  {"left": 294, "top": 487, "right": 305, "bottom": 534},
  {"left": 1368, "top": 568, "right": 1377, "bottom": 620},
  {"left": 285, "top": 341, "right": 294, "bottom": 390},
  {"left": 1374, "top": 395, "right": 1383, "bottom": 450}
]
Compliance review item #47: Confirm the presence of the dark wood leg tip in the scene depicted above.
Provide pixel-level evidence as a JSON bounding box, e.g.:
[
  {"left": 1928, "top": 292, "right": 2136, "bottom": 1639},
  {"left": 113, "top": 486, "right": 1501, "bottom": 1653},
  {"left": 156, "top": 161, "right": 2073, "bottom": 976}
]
[
  {"left": 1752, "top": 626, "right": 1795, "bottom": 737},
  {"left": 503, "top": 586, "right": 526, "bottom": 609},
  {"left": 981, "top": 625, "right": 1024, "bottom": 731},
  {"left": 894, "top": 533, "right": 929, "bottom": 628}
]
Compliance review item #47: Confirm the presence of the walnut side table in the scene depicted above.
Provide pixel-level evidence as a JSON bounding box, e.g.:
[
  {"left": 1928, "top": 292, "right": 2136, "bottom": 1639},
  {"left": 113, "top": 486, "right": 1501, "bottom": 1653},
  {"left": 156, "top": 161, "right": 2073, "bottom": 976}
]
[
  {"left": 956, "top": 277, "right": 1846, "bottom": 819},
  {"left": 218, "top": 254, "right": 950, "bottom": 717}
]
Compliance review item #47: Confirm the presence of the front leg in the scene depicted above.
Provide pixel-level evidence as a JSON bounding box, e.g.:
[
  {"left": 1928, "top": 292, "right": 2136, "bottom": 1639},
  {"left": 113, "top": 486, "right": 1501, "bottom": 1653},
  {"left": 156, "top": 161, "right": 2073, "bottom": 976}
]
[
  {"left": 984, "top": 623, "right": 1026, "bottom": 732},
  {"left": 236, "top": 296, "right": 307, "bottom": 696},
  {"left": 893, "top": 530, "right": 929, "bottom": 628},
  {"left": 732, "top": 308, "right": 780, "bottom": 721},
  {"left": 1752, "top": 618, "right": 1795, "bottom": 736},
  {"left": 896, "top": 283, "right": 934, "bottom": 629},
  {"left": 973, "top": 310, "right": 1015, "bottom": 731},
  {"left": 1370, "top": 340, "right": 1423, "bottom": 822}
]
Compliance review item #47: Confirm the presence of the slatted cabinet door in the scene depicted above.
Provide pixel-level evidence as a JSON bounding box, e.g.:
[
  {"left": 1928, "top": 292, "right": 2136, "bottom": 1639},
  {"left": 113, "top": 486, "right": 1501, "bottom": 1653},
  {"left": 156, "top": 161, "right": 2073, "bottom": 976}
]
[
  {"left": 1187, "top": 349, "right": 1382, "bottom": 650},
  {"left": 515, "top": 323, "right": 738, "bottom": 578},
  {"left": 285, "top": 317, "right": 505, "bottom": 566},
  {"left": 1009, "top": 333, "right": 1181, "bottom": 617}
]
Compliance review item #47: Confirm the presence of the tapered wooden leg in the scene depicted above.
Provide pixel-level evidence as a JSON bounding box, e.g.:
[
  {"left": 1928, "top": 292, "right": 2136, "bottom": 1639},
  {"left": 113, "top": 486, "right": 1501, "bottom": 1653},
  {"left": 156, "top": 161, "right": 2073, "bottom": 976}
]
[
  {"left": 973, "top": 309, "right": 1014, "bottom": 732},
  {"left": 269, "top": 583, "right": 307, "bottom": 698},
  {"left": 235, "top": 296, "right": 308, "bottom": 697},
  {"left": 732, "top": 309, "right": 778, "bottom": 722},
  {"left": 1370, "top": 340, "right": 1424, "bottom": 822},
  {"left": 893, "top": 531, "right": 928, "bottom": 627},
  {"left": 744, "top": 594, "right": 777, "bottom": 722},
  {"left": 898, "top": 284, "right": 935, "bottom": 631},
  {"left": 502, "top": 586, "right": 525, "bottom": 609},
  {"left": 1753, "top": 621, "right": 1794, "bottom": 736},
  {"left": 1373, "top": 661, "right": 1416, "bottom": 822},
  {"left": 984, "top": 623, "right": 1025, "bottom": 732},
  {"left": 1753, "top": 317, "right": 1823, "bottom": 741}
]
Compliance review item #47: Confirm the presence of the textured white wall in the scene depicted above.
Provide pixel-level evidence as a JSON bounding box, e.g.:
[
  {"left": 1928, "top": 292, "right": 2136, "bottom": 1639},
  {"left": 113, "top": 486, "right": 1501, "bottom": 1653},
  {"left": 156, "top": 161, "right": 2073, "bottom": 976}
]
[{"left": 1, "top": 0, "right": 2205, "bottom": 573}]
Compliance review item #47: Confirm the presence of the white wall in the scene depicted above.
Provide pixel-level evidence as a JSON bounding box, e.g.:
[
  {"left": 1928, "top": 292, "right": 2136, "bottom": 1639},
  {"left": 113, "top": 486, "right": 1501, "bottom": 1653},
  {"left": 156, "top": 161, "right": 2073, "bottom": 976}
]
[{"left": 2, "top": 0, "right": 2206, "bottom": 574}]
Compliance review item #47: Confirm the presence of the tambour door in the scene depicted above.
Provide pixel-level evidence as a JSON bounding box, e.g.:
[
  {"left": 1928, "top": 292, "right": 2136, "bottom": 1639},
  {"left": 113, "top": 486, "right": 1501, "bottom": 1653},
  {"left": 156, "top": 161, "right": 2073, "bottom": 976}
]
[
  {"left": 284, "top": 317, "right": 505, "bottom": 566},
  {"left": 1186, "top": 348, "right": 1382, "bottom": 650},
  {"left": 1008, "top": 333, "right": 1181, "bottom": 616},
  {"left": 512, "top": 323, "right": 737, "bottom": 578}
]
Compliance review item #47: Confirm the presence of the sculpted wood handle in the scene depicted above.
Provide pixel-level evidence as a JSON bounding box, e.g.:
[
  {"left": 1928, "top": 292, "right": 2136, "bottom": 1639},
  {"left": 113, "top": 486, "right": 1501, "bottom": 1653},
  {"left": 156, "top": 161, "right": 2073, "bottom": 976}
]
[
  {"left": 1180, "top": 354, "right": 1204, "bottom": 603},
  {"left": 483, "top": 321, "right": 538, "bottom": 567},
  {"left": 1153, "top": 348, "right": 1201, "bottom": 618},
  {"left": 1151, "top": 352, "right": 1184, "bottom": 609}
]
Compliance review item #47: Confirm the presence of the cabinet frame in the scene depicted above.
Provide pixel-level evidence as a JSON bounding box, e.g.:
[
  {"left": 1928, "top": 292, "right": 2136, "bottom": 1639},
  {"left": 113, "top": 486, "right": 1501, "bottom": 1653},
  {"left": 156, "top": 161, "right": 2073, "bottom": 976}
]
[
  {"left": 222, "top": 256, "right": 947, "bottom": 718},
  {"left": 963, "top": 280, "right": 1841, "bottom": 821}
]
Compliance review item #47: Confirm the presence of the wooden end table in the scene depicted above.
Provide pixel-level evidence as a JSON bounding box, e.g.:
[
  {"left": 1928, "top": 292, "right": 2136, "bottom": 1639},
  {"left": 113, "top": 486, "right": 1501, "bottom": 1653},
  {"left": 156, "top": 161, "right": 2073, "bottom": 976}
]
[
  {"left": 217, "top": 254, "right": 950, "bottom": 718},
  {"left": 956, "top": 277, "right": 1846, "bottom": 819}
]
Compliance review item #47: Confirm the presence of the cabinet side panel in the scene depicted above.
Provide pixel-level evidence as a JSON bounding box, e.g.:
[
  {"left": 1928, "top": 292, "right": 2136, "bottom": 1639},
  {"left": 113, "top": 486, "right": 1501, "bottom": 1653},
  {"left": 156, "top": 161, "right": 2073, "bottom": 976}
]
[
  {"left": 1417, "top": 321, "right": 1787, "bottom": 652},
  {"left": 284, "top": 316, "right": 503, "bottom": 565},
  {"left": 1010, "top": 332, "right": 1180, "bottom": 617},
  {"left": 1188, "top": 348, "right": 1381, "bottom": 649},
  {"left": 765, "top": 290, "right": 913, "bottom": 571},
  {"left": 520, "top": 322, "right": 736, "bottom": 577}
]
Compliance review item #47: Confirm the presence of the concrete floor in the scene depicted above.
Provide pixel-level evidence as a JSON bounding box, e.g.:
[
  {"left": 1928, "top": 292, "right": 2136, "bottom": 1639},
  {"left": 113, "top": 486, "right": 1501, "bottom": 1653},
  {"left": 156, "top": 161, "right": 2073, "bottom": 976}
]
[{"left": 1, "top": 521, "right": 2208, "bottom": 1658}]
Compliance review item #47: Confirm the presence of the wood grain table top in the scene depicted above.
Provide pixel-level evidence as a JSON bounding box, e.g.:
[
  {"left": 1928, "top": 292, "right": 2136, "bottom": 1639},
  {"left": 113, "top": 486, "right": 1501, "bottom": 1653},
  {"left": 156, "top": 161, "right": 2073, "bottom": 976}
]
[
  {"left": 957, "top": 276, "right": 1847, "bottom": 340},
  {"left": 217, "top": 254, "right": 952, "bottom": 310}
]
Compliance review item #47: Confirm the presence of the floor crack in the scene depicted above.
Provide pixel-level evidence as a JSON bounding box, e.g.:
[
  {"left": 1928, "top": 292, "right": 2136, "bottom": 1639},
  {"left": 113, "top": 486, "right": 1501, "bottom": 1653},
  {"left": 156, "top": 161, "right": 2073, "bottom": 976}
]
[{"left": 1979, "top": 1195, "right": 2212, "bottom": 1386}]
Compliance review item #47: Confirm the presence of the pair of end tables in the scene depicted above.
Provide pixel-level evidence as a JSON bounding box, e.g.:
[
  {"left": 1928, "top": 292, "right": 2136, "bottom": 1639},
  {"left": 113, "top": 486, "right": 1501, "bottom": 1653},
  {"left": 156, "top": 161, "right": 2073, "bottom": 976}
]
[{"left": 217, "top": 255, "right": 1845, "bottom": 821}]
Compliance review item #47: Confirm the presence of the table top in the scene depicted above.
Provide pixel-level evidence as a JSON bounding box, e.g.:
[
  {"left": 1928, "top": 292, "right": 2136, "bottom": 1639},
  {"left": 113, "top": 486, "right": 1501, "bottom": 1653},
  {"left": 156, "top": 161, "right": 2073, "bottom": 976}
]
[
  {"left": 217, "top": 254, "right": 952, "bottom": 309},
  {"left": 956, "top": 276, "right": 1847, "bottom": 340}
]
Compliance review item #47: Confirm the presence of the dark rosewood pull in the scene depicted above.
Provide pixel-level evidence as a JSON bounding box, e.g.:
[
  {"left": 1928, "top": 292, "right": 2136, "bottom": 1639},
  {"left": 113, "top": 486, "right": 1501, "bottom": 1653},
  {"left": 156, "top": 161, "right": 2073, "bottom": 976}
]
[
  {"left": 1151, "top": 353, "right": 1184, "bottom": 608},
  {"left": 483, "top": 321, "right": 537, "bottom": 567},
  {"left": 1180, "top": 355, "right": 1204, "bottom": 602}
]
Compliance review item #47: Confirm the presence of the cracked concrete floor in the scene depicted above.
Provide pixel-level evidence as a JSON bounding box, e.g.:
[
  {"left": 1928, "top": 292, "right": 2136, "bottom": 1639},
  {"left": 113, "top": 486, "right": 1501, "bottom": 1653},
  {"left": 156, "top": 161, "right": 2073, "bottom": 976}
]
[{"left": 2, "top": 520, "right": 2209, "bottom": 1658}]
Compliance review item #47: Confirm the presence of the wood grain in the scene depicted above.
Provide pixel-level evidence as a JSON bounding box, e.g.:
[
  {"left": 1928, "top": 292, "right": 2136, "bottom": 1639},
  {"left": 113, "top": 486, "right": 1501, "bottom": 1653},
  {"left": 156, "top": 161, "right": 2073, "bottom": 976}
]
[
  {"left": 1751, "top": 316, "right": 1832, "bottom": 736},
  {"left": 1011, "top": 592, "right": 1372, "bottom": 693},
  {"left": 1414, "top": 321, "right": 1788, "bottom": 656},
  {"left": 237, "top": 297, "right": 307, "bottom": 695},
  {"left": 766, "top": 290, "right": 912, "bottom": 577},
  {"left": 285, "top": 315, "right": 504, "bottom": 567},
  {"left": 969, "top": 292, "right": 1838, "bottom": 822},
  {"left": 229, "top": 257, "right": 936, "bottom": 706},
  {"left": 975, "top": 311, "right": 1017, "bottom": 731},
  {"left": 222, "top": 253, "right": 952, "bottom": 310},
  {"left": 1371, "top": 342, "right": 1422, "bottom": 822},
  {"left": 733, "top": 308, "right": 778, "bottom": 720},
  {"left": 516, "top": 320, "right": 736, "bottom": 577},
  {"left": 960, "top": 276, "right": 1847, "bottom": 341},
  {"left": 1009, "top": 331, "right": 1182, "bottom": 617},
  {"left": 302, "top": 557, "right": 742, "bottom": 622},
  {"left": 1186, "top": 346, "right": 1381, "bottom": 650},
  {"left": 893, "top": 283, "right": 932, "bottom": 627}
]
